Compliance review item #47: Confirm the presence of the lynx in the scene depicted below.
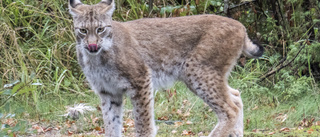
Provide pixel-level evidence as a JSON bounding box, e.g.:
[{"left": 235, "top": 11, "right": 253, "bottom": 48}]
[{"left": 68, "top": 0, "right": 263, "bottom": 136}]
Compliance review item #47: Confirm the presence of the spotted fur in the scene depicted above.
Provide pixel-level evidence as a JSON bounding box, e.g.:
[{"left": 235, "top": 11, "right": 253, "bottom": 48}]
[{"left": 68, "top": 0, "right": 263, "bottom": 137}]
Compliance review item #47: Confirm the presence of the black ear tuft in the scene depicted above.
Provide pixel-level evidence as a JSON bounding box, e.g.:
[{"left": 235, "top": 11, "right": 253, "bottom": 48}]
[
  {"left": 100, "top": 0, "right": 113, "bottom": 5},
  {"left": 70, "top": 0, "right": 75, "bottom": 8},
  {"left": 69, "top": 0, "right": 82, "bottom": 8}
]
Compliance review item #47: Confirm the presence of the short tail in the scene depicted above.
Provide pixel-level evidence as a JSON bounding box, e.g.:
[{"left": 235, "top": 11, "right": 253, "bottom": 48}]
[{"left": 243, "top": 34, "right": 264, "bottom": 58}]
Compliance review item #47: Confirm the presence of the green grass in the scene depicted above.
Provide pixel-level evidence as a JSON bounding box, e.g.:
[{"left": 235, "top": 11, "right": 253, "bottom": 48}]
[
  {"left": 1, "top": 82, "right": 320, "bottom": 136},
  {"left": 1, "top": 0, "right": 320, "bottom": 136}
]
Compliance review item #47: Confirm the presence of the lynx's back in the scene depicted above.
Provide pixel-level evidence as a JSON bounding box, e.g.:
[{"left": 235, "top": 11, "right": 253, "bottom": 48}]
[{"left": 116, "top": 15, "right": 249, "bottom": 89}]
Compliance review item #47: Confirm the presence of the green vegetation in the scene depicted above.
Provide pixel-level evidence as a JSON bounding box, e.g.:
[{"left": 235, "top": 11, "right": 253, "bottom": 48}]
[{"left": 1, "top": 0, "right": 320, "bottom": 136}]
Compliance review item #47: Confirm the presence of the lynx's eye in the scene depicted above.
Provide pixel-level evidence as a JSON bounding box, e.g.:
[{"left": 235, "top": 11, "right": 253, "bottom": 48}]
[
  {"left": 79, "top": 29, "right": 88, "bottom": 35},
  {"left": 97, "top": 27, "right": 106, "bottom": 34}
]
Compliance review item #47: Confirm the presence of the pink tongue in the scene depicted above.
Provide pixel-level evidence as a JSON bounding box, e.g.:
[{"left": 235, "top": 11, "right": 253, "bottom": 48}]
[{"left": 88, "top": 44, "right": 98, "bottom": 52}]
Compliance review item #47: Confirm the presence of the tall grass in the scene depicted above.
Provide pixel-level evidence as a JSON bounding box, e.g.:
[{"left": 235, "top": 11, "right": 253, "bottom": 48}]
[{"left": 0, "top": 1, "right": 87, "bottom": 121}]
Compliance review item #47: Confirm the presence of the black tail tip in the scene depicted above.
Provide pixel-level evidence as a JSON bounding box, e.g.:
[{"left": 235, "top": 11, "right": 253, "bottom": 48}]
[{"left": 252, "top": 39, "right": 264, "bottom": 58}]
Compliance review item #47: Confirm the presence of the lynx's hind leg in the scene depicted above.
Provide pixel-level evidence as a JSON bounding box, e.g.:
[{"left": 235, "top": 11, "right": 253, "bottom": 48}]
[
  {"left": 98, "top": 92, "right": 123, "bottom": 137},
  {"left": 228, "top": 86, "right": 244, "bottom": 136},
  {"left": 182, "top": 63, "right": 242, "bottom": 137},
  {"left": 229, "top": 86, "right": 240, "bottom": 97}
]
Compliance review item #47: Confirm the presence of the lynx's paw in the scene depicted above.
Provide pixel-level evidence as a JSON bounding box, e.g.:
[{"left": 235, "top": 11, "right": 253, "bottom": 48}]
[{"left": 229, "top": 128, "right": 243, "bottom": 137}]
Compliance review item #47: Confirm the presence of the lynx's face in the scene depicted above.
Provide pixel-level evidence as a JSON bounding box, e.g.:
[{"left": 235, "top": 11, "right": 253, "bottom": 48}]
[{"left": 69, "top": 0, "right": 115, "bottom": 55}]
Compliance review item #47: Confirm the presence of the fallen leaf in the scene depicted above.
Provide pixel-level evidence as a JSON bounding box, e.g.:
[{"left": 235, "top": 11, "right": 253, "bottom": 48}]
[
  {"left": 67, "top": 130, "right": 73, "bottom": 136},
  {"left": 252, "top": 104, "right": 258, "bottom": 110},
  {"left": 182, "top": 130, "right": 189, "bottom": 135},
  {"left": 171, "top": 130, "right": 177, "bottom": 134},
  {"left": 297, "top": 126, "right": 304, "bottom": 130},
  {"left": 204, "top": 114, "right": 209, "bottom": 119},
  {"left": 44, "top": 127, "right": 53, "bottom": 132},
  {"left": 246, "top": 119, "right": 251, "bottom": 125},
  {"left": 186, "top": 121, "right": 193, "bottom": 125},
  {"left": 183, "top": 112, "right": 190, "bottom": 117},
  {"left": 183, "top": 100, "right": 189, "bottom": 105},
  {"left": 98, "top": 128, "right": 105, "bottom": 134},
  {"left": 268, "top": 132, "right": 275, "bottom": 135},
  {"left": 299, "top": 118, "right": 315, "bottom": 127},
  {"left": 177, "top": 109, "right": 182, "bottom": 115},
  {"left": 181, "top": 130, "right": 195, "bottom": 135},
  {"left": 307, "top": 40, "right": 311, "bottom": 45},
  {"left": 309, "top": 118, "right": 315, "bottom": 126},
  {"left": 5, "top": 118, "right": 17, "bottom": 127},
  {"left": 174, "top": 121, "right": 183, "bottom": 128},
  {"left": 65, "top": 123, "right": 71, "bottom": 128},
  {"left": 125, "top": 119, "right": 135, "bottom": 127},
  {"left": 307, "top": 128, "right": 314, "bottom": 134},
  {"left": 91, "top": 116, "right": 99, "bottom": 124},
  {"left": 275, "top": 114, "right": 287, "bottom": 123},
  {"left": 280, "top": 127, "right": 290, "bottom": 132},
  {"left": 55, "top": 125, "right": 61, "bottom": 130},
  {"left": 32, "top": 125, "right": 44, "bottom": 133},
  {"left": 96, "top": 106, "right": 101, "bottom": 111},
  {"left": 94, "top": 126, "right": 102, "bottom": 131},
  {"left": 252, "top": 129, "right": 259, "bottom": 132},
  {"left": 157, "top": 116, "right": 169, "bottom": 121}
]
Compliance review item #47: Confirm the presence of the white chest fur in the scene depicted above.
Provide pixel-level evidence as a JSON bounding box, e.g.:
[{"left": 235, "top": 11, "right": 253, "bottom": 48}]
[{"left": 83, "top": 65, "right": 130, "bottom": 95}]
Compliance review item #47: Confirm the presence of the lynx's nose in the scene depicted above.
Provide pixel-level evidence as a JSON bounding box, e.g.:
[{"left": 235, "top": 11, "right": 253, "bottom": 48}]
[{"left": 88, "top": 44, "right": 100, "bottom": 53}]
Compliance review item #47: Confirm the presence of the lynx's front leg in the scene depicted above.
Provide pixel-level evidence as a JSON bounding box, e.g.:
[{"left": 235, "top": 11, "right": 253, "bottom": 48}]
[
  {"left": 129, "top": 78, "right": 157, "bottom": 137},
  {"left": 98, "top": 92, "right": 123, "bottom": 137}
]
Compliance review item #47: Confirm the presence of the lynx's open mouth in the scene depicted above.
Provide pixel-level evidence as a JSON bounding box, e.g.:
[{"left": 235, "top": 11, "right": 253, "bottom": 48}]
[{"left": 85, "top": 44, "right": 101, "bottom": 53}]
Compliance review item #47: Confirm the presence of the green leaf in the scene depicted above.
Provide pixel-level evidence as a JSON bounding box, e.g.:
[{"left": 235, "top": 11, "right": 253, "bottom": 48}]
[
  {"left": 0, "top": 132, "right": 6, "bottom": 137},
  {"left": 4, "top": 103, "right": 10, "bottom": 112},
  {"left": 11, "top": 83, "right": 24, "bottom": 95},
  {"left": 16, "top": 87, "right": 32, "bottom": 96},
  {"left": 15, "top": 107, "right": 25, "bottom": 115},
  {"left": 29, "top": 72, "right": 36, "bottom": 79},
  {"left": 12, "top": 124, "right": 21, "bottom": 132},
  {"left": 4, "top": 124, "right": 10, "bottom": 128},
  {"left": 64, "top": 80, "right": 71, "bottom": 87},
  {"left": 210, "top": 1, "right": 216, "bottom": 5},
  {"left": 12, "top": 121, "right": 27, "bottom": 132},
  {"left": 1, "top": 89, "right": 12, "bottom": 95}
]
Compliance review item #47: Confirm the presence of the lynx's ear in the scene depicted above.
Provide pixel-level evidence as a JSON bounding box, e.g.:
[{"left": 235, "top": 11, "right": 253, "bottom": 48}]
[
  {"left": 99, "top": 0, "right": 115, "bottom": 16},
  {"left": 68, "top": 0, "right": 83, "bottom": 16}
]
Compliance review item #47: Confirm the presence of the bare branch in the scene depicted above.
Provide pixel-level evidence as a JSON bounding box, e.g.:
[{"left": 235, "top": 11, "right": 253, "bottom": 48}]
[{"left": 259, "top": 41, "right": 308, "bottom": 82}]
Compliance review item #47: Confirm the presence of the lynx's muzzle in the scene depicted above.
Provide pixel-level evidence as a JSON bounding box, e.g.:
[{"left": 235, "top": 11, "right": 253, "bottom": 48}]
[{"left": 87, "top": 44, "right": 100, "bottom": 53}]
